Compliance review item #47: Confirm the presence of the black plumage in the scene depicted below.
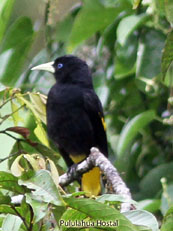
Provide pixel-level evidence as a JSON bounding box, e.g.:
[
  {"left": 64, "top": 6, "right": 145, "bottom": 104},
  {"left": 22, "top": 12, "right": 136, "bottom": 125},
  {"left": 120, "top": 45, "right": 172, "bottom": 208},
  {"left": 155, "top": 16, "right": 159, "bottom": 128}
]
[{"left": 32, "top": 55, "right": 108, "bottom": 196}]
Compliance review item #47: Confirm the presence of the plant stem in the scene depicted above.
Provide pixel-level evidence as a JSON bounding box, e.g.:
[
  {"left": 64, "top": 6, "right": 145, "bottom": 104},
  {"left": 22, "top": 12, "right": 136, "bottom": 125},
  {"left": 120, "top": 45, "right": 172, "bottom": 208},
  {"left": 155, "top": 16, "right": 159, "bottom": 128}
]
[{"left": 11, "top": 205, "right": 30, "bottom": 231}]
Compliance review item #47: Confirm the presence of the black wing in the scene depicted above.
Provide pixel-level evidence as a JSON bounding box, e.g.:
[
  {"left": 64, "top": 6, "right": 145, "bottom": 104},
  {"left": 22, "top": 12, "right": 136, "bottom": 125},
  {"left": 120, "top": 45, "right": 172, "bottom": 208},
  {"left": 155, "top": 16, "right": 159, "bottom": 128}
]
[{"left": 83, "top": 90, "right": 108, "bottom": 157}]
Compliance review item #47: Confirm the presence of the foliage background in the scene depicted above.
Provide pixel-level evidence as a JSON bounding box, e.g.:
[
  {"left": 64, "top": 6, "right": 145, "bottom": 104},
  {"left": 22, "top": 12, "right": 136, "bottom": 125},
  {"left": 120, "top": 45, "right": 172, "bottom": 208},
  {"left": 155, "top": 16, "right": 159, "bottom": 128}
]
[{"left": 0, "top": 0, "right": 172, "bottom": 230}]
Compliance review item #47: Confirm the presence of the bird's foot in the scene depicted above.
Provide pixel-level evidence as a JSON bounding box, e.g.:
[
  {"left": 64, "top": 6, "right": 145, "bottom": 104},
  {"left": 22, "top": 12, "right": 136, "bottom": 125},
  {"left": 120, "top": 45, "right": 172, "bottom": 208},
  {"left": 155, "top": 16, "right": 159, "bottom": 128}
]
[{"left": 67, "top": 163, "right": 79, "bottom": 180}]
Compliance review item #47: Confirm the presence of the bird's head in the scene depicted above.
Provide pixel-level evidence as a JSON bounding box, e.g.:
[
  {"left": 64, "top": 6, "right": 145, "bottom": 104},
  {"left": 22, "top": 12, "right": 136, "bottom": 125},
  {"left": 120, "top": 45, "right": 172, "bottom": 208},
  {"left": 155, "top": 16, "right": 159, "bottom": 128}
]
[{"left": 31, "top": 55, "right": 93, "bottom": 88}]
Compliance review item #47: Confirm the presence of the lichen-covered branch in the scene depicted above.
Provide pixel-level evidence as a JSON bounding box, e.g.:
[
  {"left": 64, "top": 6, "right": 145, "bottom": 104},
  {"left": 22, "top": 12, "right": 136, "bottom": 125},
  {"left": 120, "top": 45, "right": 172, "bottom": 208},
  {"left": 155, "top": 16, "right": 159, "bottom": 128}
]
[{"left": 59, "top": 147, "right": 133, "bottom": 212}]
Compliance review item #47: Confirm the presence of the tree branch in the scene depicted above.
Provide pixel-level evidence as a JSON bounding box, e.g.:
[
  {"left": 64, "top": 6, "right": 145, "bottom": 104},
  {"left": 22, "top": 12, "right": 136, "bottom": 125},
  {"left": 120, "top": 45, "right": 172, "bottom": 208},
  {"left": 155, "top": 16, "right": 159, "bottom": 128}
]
[{"left": 59, "top": 147, "right": 133, "bottom": 212}]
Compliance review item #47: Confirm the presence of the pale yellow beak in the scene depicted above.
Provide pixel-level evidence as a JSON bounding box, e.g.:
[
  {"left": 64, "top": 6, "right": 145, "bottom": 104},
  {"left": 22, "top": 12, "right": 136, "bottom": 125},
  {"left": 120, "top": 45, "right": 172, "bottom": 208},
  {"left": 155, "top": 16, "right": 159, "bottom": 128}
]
[{"left": 31, "top": 61, "right": 55, "bottom": 73}]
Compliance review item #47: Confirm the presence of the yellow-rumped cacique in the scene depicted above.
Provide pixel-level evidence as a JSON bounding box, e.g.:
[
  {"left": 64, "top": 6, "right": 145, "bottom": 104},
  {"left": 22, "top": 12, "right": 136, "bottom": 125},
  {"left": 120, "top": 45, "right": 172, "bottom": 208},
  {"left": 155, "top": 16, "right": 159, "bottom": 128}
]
[{"left": 31, "top": 55, "right": 108, "bottom": 196}]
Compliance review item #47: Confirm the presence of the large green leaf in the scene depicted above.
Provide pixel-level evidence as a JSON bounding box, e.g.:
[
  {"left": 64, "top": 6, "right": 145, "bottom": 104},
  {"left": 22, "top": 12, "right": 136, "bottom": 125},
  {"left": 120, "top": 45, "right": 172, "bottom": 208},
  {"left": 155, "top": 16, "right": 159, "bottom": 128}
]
[
  {"left": 28, "top": 92, "right": 47, "bottom": 124},
  {"left": 114, "top": 33, "right": 137, "bottom": 79},
  {"left": 161, "top": 206, "right": 173, "bottom": 231},
  {"left": 165, "top": 0, "right": 173, "bottom": 25},
  {"left": 67, "top": 0, "right": 131, "bottom": 51},
  {"left": 60, "top": 208, "right": 87, "bottom": 230},
  {"left": 0, "top": 0, "right": 15, "bottom": 43},
  {"left": 0, "top": 195, "right": 11, "bottom": 205},
  {"left": 161, "top": 184, "right": 173, "bottom": 215},
  {"left": 136, "top": 29, "right": 165, "bottom": 79},
  {"left": 123, "top": 210, "right": 159, "bottom": 231},
  {"left": 96, "top": 194, "right": 137, "bottom": 205},
  {"left": 117, "top": 14, "right": 149, "bottom": 46},
  {"left": 0, "top": 171, "right": 26, "bottom": 194},
  {"left": 140, "top": 162, "right": 173, "bottom": 197},
  {"left": 0, "top": 205, "right": 16, "bottom": 215},
  {"left": 2, "top": 214, "right": 22, "bottom": 231},
  {"left": 161, "top": 30, "right": 173, "bottom": 81},
  {"left": 0, "top": 17, "right": 34, "bottom": 85},
  {"left": 16, "top": 94, "right": 49, "bottom": 146},
  {"left": 64, "top": 197, "right": 139, "bottom": 231},
  {"left": 25, "top": 194, "right": 48, "bottom": 223},
  {"left": 18, "top": 170, "right": 64, "bottom": 206},
  {"left": 137, "top": 199, "right": 161, "bottom": 213},
  {"left": 155, "top": 0, "right": 165, "bottom": 16},
  {"left": 117, "top": 110, "right": 156, "bottom": 157}
]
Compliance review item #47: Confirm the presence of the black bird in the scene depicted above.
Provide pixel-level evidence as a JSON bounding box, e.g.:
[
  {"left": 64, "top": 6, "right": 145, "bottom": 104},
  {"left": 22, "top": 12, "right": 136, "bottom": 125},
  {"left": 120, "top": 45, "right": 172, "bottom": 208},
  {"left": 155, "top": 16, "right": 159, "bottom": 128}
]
[{"left": 31, "top": 55, "right": 108, "bottom": 196}]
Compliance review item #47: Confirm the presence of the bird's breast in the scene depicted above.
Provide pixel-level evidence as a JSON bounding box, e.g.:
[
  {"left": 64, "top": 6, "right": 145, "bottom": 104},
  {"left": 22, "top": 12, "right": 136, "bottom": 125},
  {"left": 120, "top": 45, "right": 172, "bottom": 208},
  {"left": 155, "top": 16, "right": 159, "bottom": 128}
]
[{"left": 46, "top": 84, "right": 84, "bottom": 139}]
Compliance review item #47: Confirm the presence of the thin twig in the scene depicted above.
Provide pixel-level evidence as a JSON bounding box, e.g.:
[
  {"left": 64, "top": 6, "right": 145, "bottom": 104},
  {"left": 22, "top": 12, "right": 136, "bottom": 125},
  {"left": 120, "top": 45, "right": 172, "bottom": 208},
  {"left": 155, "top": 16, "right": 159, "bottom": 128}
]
[
  {"left": 0, "top": 130, "right": 26, "bottom": 142},
  {"left": 29, "top": 205, "right": 34, "bottom": 231},
  {"left": 0, "top": 104, "right": 24, "bottom": 125},
  {"left": 0, "top": 96, "right": 15, "bottom": 109},
  {"left": 11, "top": 204, "right": 30, "bottom": 230},
  {"left": 0, "top": 151, "right": 19, "bottom": 163}
]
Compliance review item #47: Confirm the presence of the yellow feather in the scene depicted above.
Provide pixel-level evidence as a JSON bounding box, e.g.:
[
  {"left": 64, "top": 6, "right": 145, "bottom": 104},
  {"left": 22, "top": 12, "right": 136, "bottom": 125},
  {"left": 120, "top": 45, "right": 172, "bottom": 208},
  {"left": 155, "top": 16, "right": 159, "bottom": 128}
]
[
  {"left": 69, "top": 154, "right": 101, "bottom": 196},
  {"left": 101, "top": 117, "right": 106, "bottom": 130},
  {"left": 82, "top": 167, "right": 101, "bottom": 196},
  {"left": 69, "top": 154, "right": 86, "bottom": 163}
]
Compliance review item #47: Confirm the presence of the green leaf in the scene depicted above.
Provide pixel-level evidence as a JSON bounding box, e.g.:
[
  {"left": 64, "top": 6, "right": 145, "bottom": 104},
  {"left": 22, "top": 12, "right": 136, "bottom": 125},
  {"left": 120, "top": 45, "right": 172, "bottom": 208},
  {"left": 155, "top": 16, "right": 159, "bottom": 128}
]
[
  {"left": 140, "top": 162, "right": 173, "bottom": 197},
  {"left": 161, "top": 184, "right": 173, "bottom": 215},
  {"left": 136, "top": 29, "right": 165, "bottom": 79},
  {"left": 161, "top": 30, "right": 173, "bottom": 80},
  {"left": 0, "top": 0, "right": 15, "bottom": 43},
  {"left": 96, "top": 194, "right": 137, "bottom": 206},
  {"left": 165, "top": 0, "right": 173, "bottom": 25},
  {"left": 64, "top": 197, "right": 139, "bottom": 230},
  {"left": 117, "top": 110, "right": 156, "bottom": 157},
  {"left": 34, "top": 120, "right": 49, "bottom": 147},
  {"left": 0, "top": 17, "right": 34, "bottom": 85},
  {"left": 18, "top": 170, "right": 64, "bottom": 206},
  {"left": 28, "top": 92, "right": 47, "bottom": 124},
  {"left": 0, "top": 205, "right": 16, "bottom": 215},
  {"left": 56, "top": 14, "right": 74, "bottom": 43},
  {"left": 60, "top": 208, "right": 87, "bottom": 230},
  {"left": 0, "top": 171, "right": 25, "bottom": 194},
  {"left": 67, "top": 0, "right": 131, "bottom": 51},
  {"left": 23, "top": 154, "right": 40, "bottom": 171},
  {"left": 0, "top": 195, "right": 11, "bottom": 205},
  {"left": 133, "top": 0, "right": 142, "bottom": 9},
  {"left": 115, "top": 33, "right": 137, "bottom": 79},
  {"left": 10, "top": 154, "right": 24, "bottom": 177},
  {"left": 163, "top": 63, "right": 173, "bottom": 87},
  {"left": 100, "top": 0, "right": 124, "bottom": 8},
  {"left": 16, "top": 94, "right": 49, "bottom": 147},
  {"left": 47, "top": 158, "right": 59, "bottom": 188},
  {"left": 34, "top": 143, "right": 60, "bottom": 164},
  {"left": 25, "top": 193, "right": 48, "bottom": 223},
  {"left": 161, "top": 206, "right": 173, "bottom": 231},
  {"left": 155, "top": 0, "right": 165, "bottom": 16},
  {"left": 137, "top": 199, "right": 161, "bottom": 213},
  {"left": 2, "top": 214, "right": 22, "bottom": 231},
  {"left": 117, "top": 14, "right": 149, "bottom": 46},
  {"left": 52, "top": 206, "right": 66, "bottom": 227},
  {"left": 1, "top": 17, "right": 33, "bottom": 52},
  {"left": 10, "top": 100, "right": 23, "bottom": 126},
  {"left": 123, "top": 210, "right": 158, "bottom": 231}
]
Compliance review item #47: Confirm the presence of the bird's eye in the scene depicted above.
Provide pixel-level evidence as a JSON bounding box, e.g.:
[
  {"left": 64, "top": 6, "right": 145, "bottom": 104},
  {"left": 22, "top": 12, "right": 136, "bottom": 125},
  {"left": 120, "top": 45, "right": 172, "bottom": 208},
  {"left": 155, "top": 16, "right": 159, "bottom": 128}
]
[{"left": 57, "top": 63, "right": 63, "bottom": 69}]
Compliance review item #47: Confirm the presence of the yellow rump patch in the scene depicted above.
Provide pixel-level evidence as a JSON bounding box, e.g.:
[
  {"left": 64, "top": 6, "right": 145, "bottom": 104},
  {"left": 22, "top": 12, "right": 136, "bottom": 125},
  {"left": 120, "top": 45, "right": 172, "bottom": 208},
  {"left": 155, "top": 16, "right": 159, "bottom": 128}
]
[
  {"left": 82, "top": 167, "right": 101, "bottom": 196},
  {"left": 69, "top": 154, "right": 86, "bottom": 163},
  {"left": 69, "top": 154, "right": 101, "bottom": 196}
]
